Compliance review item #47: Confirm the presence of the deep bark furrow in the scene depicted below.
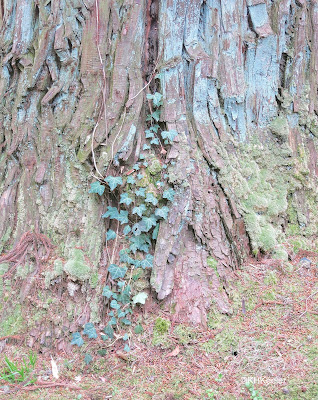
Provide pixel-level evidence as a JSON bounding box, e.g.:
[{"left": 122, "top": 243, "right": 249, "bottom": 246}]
[{"left": 0, "top": 0, "right": 317, "bottom": 330}]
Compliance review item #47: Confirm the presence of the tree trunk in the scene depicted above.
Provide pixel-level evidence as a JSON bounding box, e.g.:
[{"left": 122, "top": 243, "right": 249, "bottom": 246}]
[{"left": 0, "top": 0, "right": 318, "bottom": 336}]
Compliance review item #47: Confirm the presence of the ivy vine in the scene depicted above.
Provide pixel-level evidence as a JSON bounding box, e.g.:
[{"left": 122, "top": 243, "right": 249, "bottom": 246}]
[{"left": 71, "top": 90, "right": 178, "bottom": 355}]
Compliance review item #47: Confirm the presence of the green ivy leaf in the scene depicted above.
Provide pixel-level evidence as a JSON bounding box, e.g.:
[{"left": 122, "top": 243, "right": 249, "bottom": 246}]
[
  {"left": 84, "top": 353, "right": 93, "bottom": 365},
  {"left": 135, "top": 188, "right": 146, "bottom": 197},
  {"left": 105, "top": 176, "right": 123, "bottom": 191},
  {"left": 117, "top": 210, "right": 129, "bottom": 224},
  {"left": 120, "top": 193, "right": 133, "bottom": 206},
  {"left": 151, "top": 110, "right": 161, "bottom": 121},
  {"left": 83, "top": 323, "right": 98, "bottom": 339},
  {"left": 127, "top": 176, "right": 135, "bottom": 184},
  {"left": 106, "top": 229, "right": 117, "bottom": 240},
  {"left": 163, "top": 188, "right": 175, "bottom": 201},
  {"left": 152, "top": 223, "right": 159, "bottom": 240},
  {"left": 129, "top": 234, "right": 151, "bottom": 253},
  {"left": 141, "top": 254, "right": 154, "bottom": 269},
  {"left": 123, "top": 333, "right": 129, "bottom": 341},
  {"left": 120, "top": 285, "right": 131, "bottom": 304},
  {"left": 122, "top": 319, "right": 131, "bottom": 326},
  {"left": 108, "top": 264, "right": 127, "bottom": 279},
  {"left": 147, "top": 92, "right": 163, "bottom": 107},
  {"left": 132, "top": 292, "right": 148, "bottom": 305},
  {"left": 131, "top": 222, "right": 143, "bottom": 236},
  {"left": 139, "top": 153, "right": 145, "bottom": 160},
  {"left": 98, "top": 349, "right": 107, "bottom": 356},
  {"left": 143, "top": 144, "right": 151, "bottom": 150},
  {"left": 71, "top": 332, "right": 84, "bottom": 347},
  {"left": 141, "top": 215, "right": 157, "bottom": 231},
  {"left": 132, "top": 204, "right": 146, "bottom": 217},
  {"left": 137, "top": 173, "right": 144, "bottom": 180},
  {"left": 132, "top": 259, "right": 142, "bottom": 268},
  {"left": 102, "top": 206, "right": 119, "bottom": 219},
  {"left": 89, "top": 181, "right": 105, "bottom": 195},
  {"left": 150, "top": 125, "right": 159, "bottom": 133},
  {"left": 110, "top": 316, "right": 117, "bottom": 325},
  {"left": 150, "top": 137, "right": 159, "bottom": 145},
  {"left": 102, "top": 285, "right": 113, "bottom": 299},
  {"left": 123, "top": 225, "right": 131, "bottom": 235},
  {"left": 155, "top": 206, "right": 169, "bottom": 220},
  {"left": 134, "top": 325, "right": 143, "bottom": 334},
  {"left": 110, "top": 299, "right": 121, "bottom": 310},
  {"left": 104, "top": 324, "right": 114, "bottom": 339},
  {"left": 145, "top": 129, "right": 154, "bottom": 139},
  {"left": 145, "top": 193, "right": 158, "bottom": 206},
  {"left": 133, "top": 163, "right": 140, "bottom": 170},
  {"left": 119, "top": 249, "right": 134, "bottom": 263},
  {"left": 161, "top": 130, "right": 178, "bottom": 142},
  {"left": 124, "top": 344, "right": 131, "bottom": 352}
]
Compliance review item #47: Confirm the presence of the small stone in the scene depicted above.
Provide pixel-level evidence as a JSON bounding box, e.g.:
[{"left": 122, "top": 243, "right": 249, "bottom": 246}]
[
  {"left": 282, "top": 388, "right": 289, "bottom": 394},
  {"left": 298, "top": 257, "right": 311, "bottom": 269},
  {"left": 1, "top": 385, "right": 10, "bottom": 393}
]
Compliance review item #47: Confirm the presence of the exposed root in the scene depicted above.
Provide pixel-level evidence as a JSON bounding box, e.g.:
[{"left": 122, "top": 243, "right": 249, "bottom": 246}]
[{"left": 0, "top": 230, "right": 54, "bottom": 278}]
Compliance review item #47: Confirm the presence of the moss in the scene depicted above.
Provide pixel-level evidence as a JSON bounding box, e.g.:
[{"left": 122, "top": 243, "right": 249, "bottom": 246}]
[
  {"left": 207, "top": 256, "right": 218, "bottom": 271},
  {"left": 269, "top": 115, "right": 289, "bottom": 140},
  {"left": 152, "top": 317, "right": 171, "bottom": 347},
  {"left": 0, "top": 304, "right": 23, "bottom": 336},
  {"left": 0, "top": 227, "right": 12, "bottom": 253},
  {"left": 147, "top": 158, "right": 162, "bottom": 175},
  {"left": 174, "top": 324, "right": 197, "bottom": 345},
  {"left": 272, "top": 245, "right": 288, "bottom": 261},
  {"left": 264, "top": 271, "right": 278, "bottom": 285},
  {"left": 44, "top": 258, "right": 64, "bottom": 288},
  {"left": 286, "top": 224, "right": 300, "bottom": 236},
  {"left": 262, "top": 290, "right": 276, "bottom": 301},
  {"left": 207, "top": 306, "right": 225, "bottom": 330},
  {"left": 258, "top": 225, "right": 277, "bottom": 251},
  {"left": 64, "top": 248, "right": 91, "bottom": 281},
  {"left": 16, "top": 264, "right": 34, "bottom": 279},
  {"left": 90, "top": 272, "right": 99, "bottom": 288},
  {"left": 215, "top": 134, "right": 308, "bottom": 254},
  {"left": 154, "top": 317, "right": 170, "bottom": 334},
  {"left": 215, "top": 328, "right": 239, "bottom": 353},
  {"left": 0, "top": 263, "right": 9, "bottom": 275},
  {"left": 289, "top": 238, "right": 306, "bottom": 253},
  {"left": 200, "top": 339, "right": 214, "bottom": 353}
]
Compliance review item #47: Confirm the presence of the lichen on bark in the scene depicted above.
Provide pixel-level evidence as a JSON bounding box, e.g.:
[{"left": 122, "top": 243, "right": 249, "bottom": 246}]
[{"left": 0, "top": 0, "right": 318, "bottom": 332}]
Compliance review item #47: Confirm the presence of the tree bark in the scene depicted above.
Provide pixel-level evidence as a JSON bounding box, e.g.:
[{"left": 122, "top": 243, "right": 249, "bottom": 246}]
[{"left": 0, "top": 0, "right": 318, "bottom": 334}]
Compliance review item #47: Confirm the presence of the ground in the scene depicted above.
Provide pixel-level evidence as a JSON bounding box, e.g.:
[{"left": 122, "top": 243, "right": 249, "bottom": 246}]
[{"left": 0, "top": 246, "right": 317, "bottom": 400}]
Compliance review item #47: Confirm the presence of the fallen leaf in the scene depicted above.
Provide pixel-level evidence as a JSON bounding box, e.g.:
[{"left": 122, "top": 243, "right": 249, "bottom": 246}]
[
  {"left": 116, "top": 350, "right": 129, "bottom": 361},
  {"left": 50, "top": 356, "right": 59, "bottom": 379},
  {"left": 166, "top": 345, "right": 180, "bottom": 357}
]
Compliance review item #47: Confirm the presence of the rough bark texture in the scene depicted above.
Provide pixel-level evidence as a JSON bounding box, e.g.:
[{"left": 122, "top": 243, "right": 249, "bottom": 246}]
[{"left": 1, "top": 0, "right": 318, "bottom": 334}]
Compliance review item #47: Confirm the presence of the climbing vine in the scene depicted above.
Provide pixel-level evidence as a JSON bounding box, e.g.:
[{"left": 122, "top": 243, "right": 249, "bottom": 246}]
[{"left": 70, "top": 91, "right": 178, "bottom": 354}]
